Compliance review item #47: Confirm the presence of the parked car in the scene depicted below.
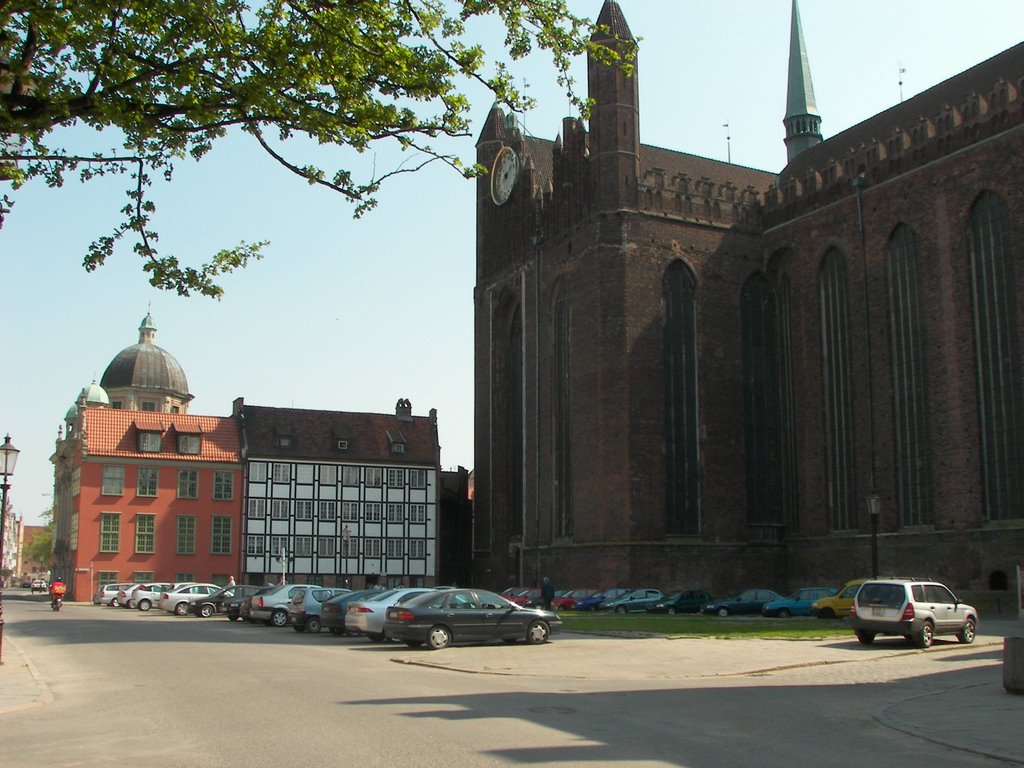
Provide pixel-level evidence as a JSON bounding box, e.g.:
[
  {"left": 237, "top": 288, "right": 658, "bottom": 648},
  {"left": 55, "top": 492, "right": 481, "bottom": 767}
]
[
  {"left": 250, "top": 583, "right": 323, "bottom": 627},
  {"left": 849, "top": 578, "right": 978, "bottom": 648},
  {"left": 288, "top": 587, "right": 351, "bottom": 633},
  {"left": 229, "top": 585, "right": 276, "bottom": 622},
  {"left": 191, "top": 584, "right": 263, "bottom": 618},
  {"left": 811, "top": 578, "right": 869, "bottom": 619},
  {"left": 321, "top": 589, "right": 377, "bottom": 635},
  {"left": 129, "top": 583, "right": 180, "bottom": 611},
  {"left": 762, "top": 587, "right": 836, "bottom": 618},
  {"left": 20, "top": 579, "right": 31, "bottom": 588},
  {"left": 92, "top": 582, "right": 132, "bottom": 605},
  {"left": 346, "top": 587, "right": 434, "bottom": 641},
  {"left": 31, "top": 578, "right": 49, "bottom": 594},
  {"left": 701, "top": 589, "right": 784, "bottom": 616},
  {"left": 573, "top": 588, "right": 631, "bottom": 611},
  {"left": 384, "top": 588, "right": 563, "bottom": 649},
  {"left": 647, "top": 589, "right": 712, "bottom": 615},
  {"left": 509, "top": 588, "right": 541, "bottom": 606},
  {"left": 158, "top": 583, "right": 220, "bottom": 615},
  {"left": 600, "top": 589, "right": 665, "bottom": 613},
  {"left": 551, "top": 589, "right": 598, "bottom": 611}
]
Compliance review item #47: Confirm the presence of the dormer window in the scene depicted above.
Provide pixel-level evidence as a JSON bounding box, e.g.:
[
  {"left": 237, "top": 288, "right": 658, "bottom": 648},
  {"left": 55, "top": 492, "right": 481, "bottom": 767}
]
[
  {"left": 139, "top": 431, "right": 161, "bottom": 452},
  {"left": 277, "top": 435, "right": 293, "bottom": 448},
  {"left": 392, "top": 442, "right": 406, "bottom": 454},
  {"left": 177, "top": 434, "right": 201, "bottom": 455},
  {"left": 336, "top": 439, "right": 349, "bottom": 451},
  {"left": 386, "top": 429, "right": 407, "bottom": 455}
]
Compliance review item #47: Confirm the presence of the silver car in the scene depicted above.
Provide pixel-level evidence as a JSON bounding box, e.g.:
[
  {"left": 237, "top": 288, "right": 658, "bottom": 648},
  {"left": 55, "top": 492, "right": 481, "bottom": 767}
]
[
  {"left": 250, "top": 583, "right": 323, "bottom": 627},
  {"left": 345, "top": 587, "right": 434, "bottom": 641},
  {"left": 849, "top": 578, "right": 978, "bottom": 648},
  {"left": 128, "top": 582, "right": 179, "bottom": 611},
  {"left": 287, "top": 587, "right": 351, "bottom": 633}
]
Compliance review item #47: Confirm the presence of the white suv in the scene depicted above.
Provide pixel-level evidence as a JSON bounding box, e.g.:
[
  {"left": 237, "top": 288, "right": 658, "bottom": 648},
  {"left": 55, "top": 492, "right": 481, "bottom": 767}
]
[{"left": 849, "top": 578, "right": 978, "bottom": 648}]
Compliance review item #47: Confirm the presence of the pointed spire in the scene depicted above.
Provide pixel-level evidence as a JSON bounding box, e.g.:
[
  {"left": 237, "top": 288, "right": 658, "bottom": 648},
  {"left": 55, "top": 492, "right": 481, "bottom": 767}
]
[
  {"left": 592, "top": 1, "right": 634, "bottom": 43},
  {"left": 783, "top": 0, "right": 822, "bottom": 162}
]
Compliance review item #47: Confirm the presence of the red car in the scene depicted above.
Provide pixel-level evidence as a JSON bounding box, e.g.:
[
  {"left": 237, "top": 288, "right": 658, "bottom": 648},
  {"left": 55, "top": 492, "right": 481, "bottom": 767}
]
[
  {"left": 552, "top": 589, "right": 598, "bottom": 611},
  {"left": 508, "top": 588, "right": 540, "bottom": 606}
]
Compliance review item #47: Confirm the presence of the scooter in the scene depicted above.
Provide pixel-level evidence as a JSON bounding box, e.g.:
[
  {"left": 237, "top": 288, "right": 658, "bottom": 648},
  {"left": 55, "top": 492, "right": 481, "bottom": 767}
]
[{"left": 51, "top": 596, "right": 63, "bottom": 611}]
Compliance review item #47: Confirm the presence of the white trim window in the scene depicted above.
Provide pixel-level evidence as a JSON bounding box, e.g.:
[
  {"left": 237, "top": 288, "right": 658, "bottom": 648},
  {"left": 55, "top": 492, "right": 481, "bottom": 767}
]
[
  {"left": 271, "top": 499, "right": 290, "bottom": 519},
  {"left": 270, "top": 536, "right": 288, "bottom": 557},
  {"left": 102, "top": 466, "right": 125, "bottom": 496},
  {"left": 364, "top": 538, "right": 381, "bottom": 557},
  {"left": 342, "top": 466, "right": 360, "bottom": 486},
  {"left": 365, "top": 467, "right": 382, "bottom": 487},
  {"left": 318, "top": 537, "right": 336, "bottom": 557},
  {"left": 249, "top": 462, "right": 268, "bottom": 482},
  {"left": 213, "top": 471, "right": 234, "bottom": 500},
  {"left": 365, "top": 503, "right": 382, "bottom": 522},
  {"left": 246, "top": 535, "right": 265, "bottom": 555},
  {"left": 247, "top": 498, "right": 266, "bottom": 518},
  {"left": 341, "top": 502, "right": 359, "bottom": 521},
  {"left": 341, "top": 537, "right": 358, "bottom": 557},
  {"left": 409, "top": 540, "right": 426, "bottom": 558},
  {"left": 294, "top": 536, "right": 313, "bottom": 557},
  {"left": 320, "top": 465, "right": 338, "bottom": 485},
  {"left": 318, "top": 501, "right": 337, "bottom": 521},
  {"left": 295, "top": 500, "right": 313, "bottom": 520},
  {"left": 409, "top": 469, "right": 427, "bottom": 488},
  {"left": 387, "top": 503, "right": 403, "bottom": 522},
  {"left": 272, "top": 463, "right": 291, "bottom": 483},
  {"left": 177, "top": 434, "right": 201, "bottom": 455},
  {"left": 387, "top": 468, "right": 404, "bottom": 487},
  {"left": 139, "top": 431, "right": 162, "bottom": 452},
  {"left": 385, "top": 539, "right": 403, "bottom": 558},
  {"left": 409, "top": 504, "right": 426, "bottom": 524},
  {"left": 295, "top": 464, "right": 314, "bottom": 484}
]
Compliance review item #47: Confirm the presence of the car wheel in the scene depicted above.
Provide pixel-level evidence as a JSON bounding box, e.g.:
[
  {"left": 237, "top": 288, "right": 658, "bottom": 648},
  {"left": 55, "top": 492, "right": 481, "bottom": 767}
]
[
  {"left": 111, "top": 598, "right": 120, "bottom": 608},
  {"left": 271, "top": 609, "right": 289, "bottom": 627},
  {"left": 667, "top": 607, "right": 677, "bottom": 615},
  {"left": 958, "top": 617, "right": 976, "bottom": 645},
  {"left": 527, "top": 620, "right": 550, "bottom": 644},
  {"left": 855, "top": 630, "right": 876, "bottom": 644},
  {"left": 199, "top": 604, "right": 214, "bottom": 618},
  {"left": 913, "top": 620, "right": 935, "bottom": 649},
  {"left": 616, "top": 606, "right": 627, "bottom": 614},
  {"left": 174, "top": 602, "right": 189, "bottom": 616},
  {"left": 306, "top": 617, "right": 322, "bottom": 634},
  {"left": 427, "top": 625, "right": 451, "bottom": 650},
  {"left": 717, "top": 607, "right": 729, "bottom": 617},
  {"left": 777, "top": 608, "right": 791, "bottom": 619},
  {"left": 138, "top": 599, "right": 151, "bottom": 611}
]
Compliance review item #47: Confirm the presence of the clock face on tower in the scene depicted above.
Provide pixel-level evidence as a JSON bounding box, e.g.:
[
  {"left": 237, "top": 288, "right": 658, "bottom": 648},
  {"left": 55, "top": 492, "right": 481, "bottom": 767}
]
[{"left": 490, "top": 145, "right": 520, "bottom": 205}]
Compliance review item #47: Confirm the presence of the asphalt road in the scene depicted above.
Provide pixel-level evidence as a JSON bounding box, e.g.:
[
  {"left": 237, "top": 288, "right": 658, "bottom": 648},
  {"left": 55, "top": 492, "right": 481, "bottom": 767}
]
[{"left": 1, "top": 593, "right": 1020, "bottom": 768}]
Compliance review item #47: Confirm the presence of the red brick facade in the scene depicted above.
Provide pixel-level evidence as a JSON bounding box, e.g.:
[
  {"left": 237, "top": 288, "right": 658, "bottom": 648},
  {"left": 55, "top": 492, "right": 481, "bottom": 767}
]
[{"left": 473, "top": 1, "right": 1024, "bottom": 596}]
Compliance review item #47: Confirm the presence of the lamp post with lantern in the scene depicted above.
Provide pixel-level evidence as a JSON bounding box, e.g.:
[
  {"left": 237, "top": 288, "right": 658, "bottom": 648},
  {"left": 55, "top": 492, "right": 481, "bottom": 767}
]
[{"left": 0, "top": 434, "right": 21, "bottom": 664}]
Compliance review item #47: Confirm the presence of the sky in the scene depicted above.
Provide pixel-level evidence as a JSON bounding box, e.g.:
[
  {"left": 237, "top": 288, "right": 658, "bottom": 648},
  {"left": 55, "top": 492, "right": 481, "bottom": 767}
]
[{"left": 3, "top": 0, "right": 1023, "bottom": 527}]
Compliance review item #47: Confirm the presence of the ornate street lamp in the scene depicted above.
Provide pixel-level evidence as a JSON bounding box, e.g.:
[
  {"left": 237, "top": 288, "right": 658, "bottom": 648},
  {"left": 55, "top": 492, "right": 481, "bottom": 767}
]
[{"left": 0, "top": 434, "right": 21, "bottom": 664}]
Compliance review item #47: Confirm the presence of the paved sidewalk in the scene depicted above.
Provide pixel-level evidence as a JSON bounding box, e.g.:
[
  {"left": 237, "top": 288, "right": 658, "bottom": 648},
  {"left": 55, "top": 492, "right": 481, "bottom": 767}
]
[{"left": 4, "top": 612, "right": 1022, "bottom": 764}]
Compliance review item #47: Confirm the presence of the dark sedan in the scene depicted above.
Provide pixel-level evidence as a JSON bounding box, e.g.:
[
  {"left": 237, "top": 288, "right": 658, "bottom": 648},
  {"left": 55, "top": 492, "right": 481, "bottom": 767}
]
[
  {"left": 647, "top": 589, "right": 713, "bottom": 614},
  {"left": 701, "top": 589, "right": 784, "bottom": 617},
  {"left": 321, "top": 589, "right": 378, "bottom": 635},
  {"left": 191, "top": 584, "right": 263, "bottom": 618},
  {"left": 385, "top": 588, "right": 563, "bottom": 650},
  {"left": 232, "top": 585, "right": 276, "bottom": 622}
]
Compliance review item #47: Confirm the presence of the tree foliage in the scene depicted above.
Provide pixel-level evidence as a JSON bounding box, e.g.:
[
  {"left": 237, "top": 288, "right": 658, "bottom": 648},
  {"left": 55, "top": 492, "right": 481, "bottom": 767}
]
[{"left": 0, "top": 0, "right": 633, "bottom": 297}]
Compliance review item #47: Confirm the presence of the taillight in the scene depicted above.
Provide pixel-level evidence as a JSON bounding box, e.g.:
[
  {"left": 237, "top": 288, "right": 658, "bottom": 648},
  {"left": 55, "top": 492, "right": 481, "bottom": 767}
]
[
  {"left": 901, "top": 603, "right": 916, "bottom": 620},
  {"left": 256, "top": 597, "right": 264, "bottom": 608},
  {"left": 849, "top": 604, "right": 857, "bottom": 618},
  {"left": 162, "top": 593, "right": 169, "bottom": 600},
  {"left": 348, "top": 605, "right": 371, "bottom": 614},
  {"left": 392, "top": 609, "right": 415, "bottom": 622}
]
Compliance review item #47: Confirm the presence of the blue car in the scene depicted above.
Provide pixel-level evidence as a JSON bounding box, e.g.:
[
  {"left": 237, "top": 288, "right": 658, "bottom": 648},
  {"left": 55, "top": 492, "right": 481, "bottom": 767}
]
[
  {"left": 701, "top": 588, "right": 784, "bottom": 617},
  {"left": 761, "top": 587, "right": 836, "bottom": 618},
  {"left": 573, "top": 587, "right": 631, "bottom": 611}
]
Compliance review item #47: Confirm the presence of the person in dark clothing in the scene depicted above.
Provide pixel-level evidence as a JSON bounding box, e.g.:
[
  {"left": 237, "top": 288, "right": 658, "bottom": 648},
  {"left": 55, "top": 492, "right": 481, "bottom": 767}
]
[{"left": 541, "top": 576, "right": 555, "bottom": 611}]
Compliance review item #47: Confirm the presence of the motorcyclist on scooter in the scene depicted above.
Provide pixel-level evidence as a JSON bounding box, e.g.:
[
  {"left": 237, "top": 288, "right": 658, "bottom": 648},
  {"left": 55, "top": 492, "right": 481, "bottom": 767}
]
[{"left": 49, "top": 577, "right": 67, "bottom": 609}]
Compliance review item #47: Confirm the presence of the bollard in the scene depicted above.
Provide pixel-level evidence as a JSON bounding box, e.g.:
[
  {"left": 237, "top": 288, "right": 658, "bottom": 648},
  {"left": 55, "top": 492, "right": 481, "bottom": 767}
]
[{"left": 1004, "top": 637, "right": 1024, "bottom": 694}]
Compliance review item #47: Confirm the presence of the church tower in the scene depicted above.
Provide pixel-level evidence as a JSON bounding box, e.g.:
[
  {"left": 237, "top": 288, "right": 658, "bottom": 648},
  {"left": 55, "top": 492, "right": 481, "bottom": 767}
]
[
  {"left": 783, "top": 0, "right": 822, "bottom": 162},
  {"left": 587, "top": 0, "right": 639, "bottom": 212}
]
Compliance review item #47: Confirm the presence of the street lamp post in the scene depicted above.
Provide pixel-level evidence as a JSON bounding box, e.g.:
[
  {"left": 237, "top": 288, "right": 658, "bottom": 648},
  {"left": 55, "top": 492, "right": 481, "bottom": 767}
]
[
  {"left": 341, "top": 525, "right": 351, "bottom": 588},
  {"left": 868, "top": 493, "right": 881, "bottom": 578},
  {"left": 0, "top": 434, "right": 21, "bottom": 665}
]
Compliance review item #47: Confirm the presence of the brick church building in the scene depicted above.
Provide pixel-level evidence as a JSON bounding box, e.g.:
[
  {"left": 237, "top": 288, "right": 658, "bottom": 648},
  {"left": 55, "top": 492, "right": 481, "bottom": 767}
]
[{"left": 472, "top": 0, "right": 1024, "bottom": 595}]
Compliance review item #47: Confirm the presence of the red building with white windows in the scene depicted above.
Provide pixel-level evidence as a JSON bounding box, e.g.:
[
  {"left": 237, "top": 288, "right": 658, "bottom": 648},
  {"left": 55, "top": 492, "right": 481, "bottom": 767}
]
[{"left": 51, "top": 315, "right": 243, "bottom": 600}]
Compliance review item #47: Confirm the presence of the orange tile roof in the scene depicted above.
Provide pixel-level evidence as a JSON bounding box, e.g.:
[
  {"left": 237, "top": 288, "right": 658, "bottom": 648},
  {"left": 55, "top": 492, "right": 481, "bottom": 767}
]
[{"left": 82, "top": 408, "right": 241, "bottom": 463}]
